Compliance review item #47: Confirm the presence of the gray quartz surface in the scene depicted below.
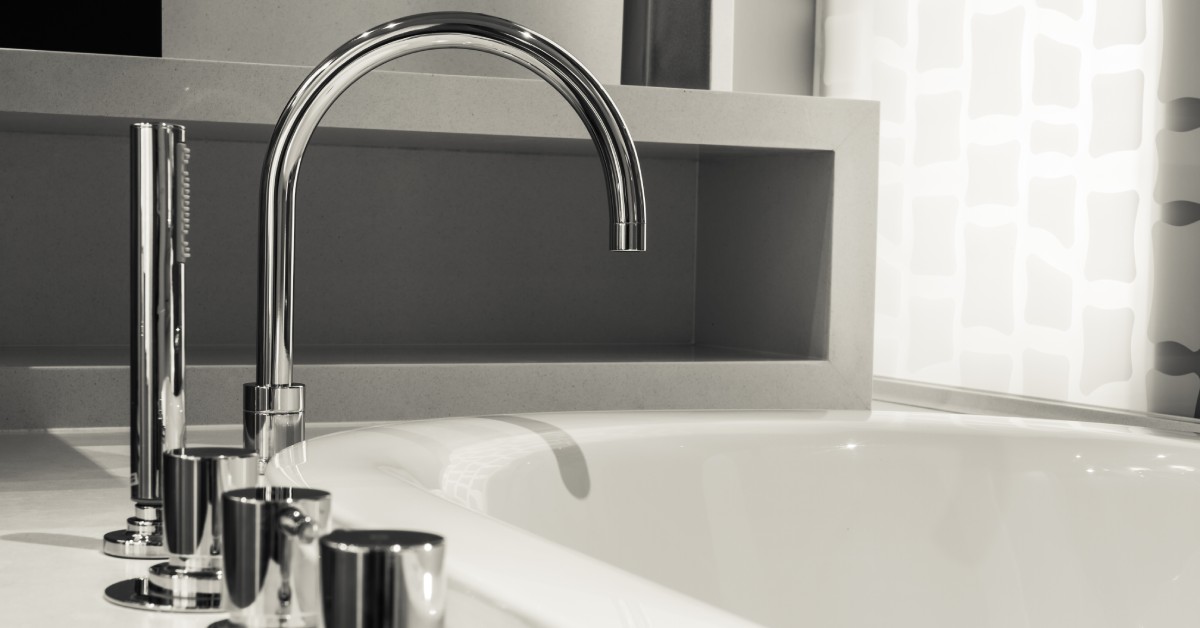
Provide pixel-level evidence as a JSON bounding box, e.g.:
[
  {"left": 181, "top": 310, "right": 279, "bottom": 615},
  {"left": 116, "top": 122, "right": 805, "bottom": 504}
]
[{"left": 0, "top": 344, "right": 800, "bottom": 367}]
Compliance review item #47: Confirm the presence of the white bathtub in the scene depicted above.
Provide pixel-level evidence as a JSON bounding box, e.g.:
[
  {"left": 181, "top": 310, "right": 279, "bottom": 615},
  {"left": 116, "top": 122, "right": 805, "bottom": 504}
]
[{"left": 268, "top": 410, "right": 1200, "bottom": 627}]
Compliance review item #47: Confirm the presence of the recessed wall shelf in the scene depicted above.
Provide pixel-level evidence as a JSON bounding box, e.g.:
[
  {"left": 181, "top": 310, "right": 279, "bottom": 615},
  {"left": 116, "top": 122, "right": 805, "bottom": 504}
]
[{"left": 0, "top": 48, "right": 878, "bottom": 429}]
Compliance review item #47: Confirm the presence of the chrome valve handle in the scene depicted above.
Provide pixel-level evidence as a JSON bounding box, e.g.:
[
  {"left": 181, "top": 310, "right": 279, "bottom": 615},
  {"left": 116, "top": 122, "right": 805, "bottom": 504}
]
[
  {"left": 105, "top": 447, "right": 256, "bottom": 612},
  {"left": 320, "top": 530, "right": 447, "bottom": 628},
  {"left": 220, "top": 487, "right": 332, "bottom": 628}
]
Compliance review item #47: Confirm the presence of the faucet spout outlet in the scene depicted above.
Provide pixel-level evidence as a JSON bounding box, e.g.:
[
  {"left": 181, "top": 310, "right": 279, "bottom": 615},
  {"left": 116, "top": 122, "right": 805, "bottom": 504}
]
[{"left": 243, "top": 383, "right": 305, "bottom": 468}]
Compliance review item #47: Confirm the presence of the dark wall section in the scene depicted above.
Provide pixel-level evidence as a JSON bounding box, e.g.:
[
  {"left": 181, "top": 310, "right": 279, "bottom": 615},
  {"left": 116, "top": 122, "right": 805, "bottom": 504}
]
[{"left": 0, "top": 4, "right": 161, "bottom": 57}]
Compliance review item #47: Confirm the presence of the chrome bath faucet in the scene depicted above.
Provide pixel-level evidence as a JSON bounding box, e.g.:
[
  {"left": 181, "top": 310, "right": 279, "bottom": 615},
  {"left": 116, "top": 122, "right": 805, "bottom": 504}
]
[
  {"left": 104, "top": 123, "right": 190, "bottom": 558},
  {"left": 244, "top": 12, "right": 648, "bottom": 466}
]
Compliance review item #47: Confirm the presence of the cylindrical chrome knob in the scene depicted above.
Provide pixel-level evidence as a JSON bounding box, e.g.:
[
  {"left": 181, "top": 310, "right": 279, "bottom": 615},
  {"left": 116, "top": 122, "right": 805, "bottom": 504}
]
[
  {"left": 105, "top": 447, "right": 256, "bottom": 613},
  {"left": 163, "top": 447, "right": 258, "bottom": 564},
  {"left": 320, "top": 530, "right": 446, "bottom": 628},
  {"left": 222, "top": 487, "right": 332, "bottom": 628}
]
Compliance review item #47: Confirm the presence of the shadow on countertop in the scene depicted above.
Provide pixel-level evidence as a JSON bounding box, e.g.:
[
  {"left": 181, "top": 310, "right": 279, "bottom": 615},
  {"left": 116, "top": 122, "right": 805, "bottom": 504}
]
[
  {"left": 0, "top": 532, "right": 99, "bottom": 551},
  {"left": 0, "top": 432, "right": 124, "bottom": 489}
]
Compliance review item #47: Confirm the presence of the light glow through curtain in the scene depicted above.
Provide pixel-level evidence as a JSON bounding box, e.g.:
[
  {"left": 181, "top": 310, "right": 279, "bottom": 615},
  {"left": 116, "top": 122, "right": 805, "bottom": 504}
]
[{"left": 819, "top": 0, "right": 1184, "bottom": 415}]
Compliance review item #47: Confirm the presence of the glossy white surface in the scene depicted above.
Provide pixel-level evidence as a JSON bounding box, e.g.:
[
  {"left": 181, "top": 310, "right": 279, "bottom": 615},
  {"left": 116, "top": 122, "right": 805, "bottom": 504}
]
[
  {"left": 271, "top": 410, "right": 1200, "bottom": 627},
  {"left": 0, "top": 424, "right": 526, "bottom": 627}
]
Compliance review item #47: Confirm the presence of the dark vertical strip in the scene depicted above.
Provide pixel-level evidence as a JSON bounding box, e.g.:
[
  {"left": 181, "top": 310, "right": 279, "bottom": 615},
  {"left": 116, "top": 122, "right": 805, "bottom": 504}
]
[
  {"left": 1152, "top": 0, "right": 1200, "bottom": 418},
  {"left": 621, "top": 0, "right": 712, "bottom": 88},
  {"left": 622, "top": 0, "right": 651, "bottom": 85}
]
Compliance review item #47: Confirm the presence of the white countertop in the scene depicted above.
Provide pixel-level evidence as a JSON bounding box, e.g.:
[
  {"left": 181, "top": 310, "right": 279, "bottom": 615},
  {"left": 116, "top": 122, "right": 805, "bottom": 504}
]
[{"left": 0, "top": 425, "right": 339, "bottom": 628}]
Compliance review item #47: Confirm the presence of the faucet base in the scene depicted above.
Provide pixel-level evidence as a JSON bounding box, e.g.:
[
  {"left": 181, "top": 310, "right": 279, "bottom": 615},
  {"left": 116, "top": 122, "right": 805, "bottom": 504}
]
[
  {"left": 104, "top": 577, "right": 224, "bottom": 613},
  {"left": 147, "top": 560, "right": 224, "bottom": 596},
  {"left": 243, "top": 382, "right": 305, "bottom": 468},
  {"left": 243, "top": 410, "right": 304, "bottom": 466},
  {"left": 102, "top": 503, "right": 166, "bottom": 559}
]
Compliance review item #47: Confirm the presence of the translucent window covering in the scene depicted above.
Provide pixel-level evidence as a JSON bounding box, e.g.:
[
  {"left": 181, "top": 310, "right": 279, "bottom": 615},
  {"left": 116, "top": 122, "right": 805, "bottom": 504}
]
[{"left": 818, "top": 1, "right": 1188, "bottom": 415}]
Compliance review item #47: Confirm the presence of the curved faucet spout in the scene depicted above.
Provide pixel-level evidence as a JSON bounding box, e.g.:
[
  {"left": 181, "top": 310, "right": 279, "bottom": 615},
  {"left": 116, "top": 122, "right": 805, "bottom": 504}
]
[{"left": 246, "top": 12, "right": 647, "bottom": 463}]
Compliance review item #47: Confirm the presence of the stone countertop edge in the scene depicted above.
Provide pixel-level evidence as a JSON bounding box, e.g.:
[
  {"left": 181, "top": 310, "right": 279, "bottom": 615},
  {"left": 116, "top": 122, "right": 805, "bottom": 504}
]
[{"left": 0, "top": 48, "right": 878, "bottom": 151}]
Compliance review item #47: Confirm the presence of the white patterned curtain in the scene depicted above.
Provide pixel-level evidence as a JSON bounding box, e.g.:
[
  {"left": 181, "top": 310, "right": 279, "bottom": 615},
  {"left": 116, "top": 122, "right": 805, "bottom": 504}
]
[{"left": 818, "top": 0, "right": 1200, "bottom": 416}]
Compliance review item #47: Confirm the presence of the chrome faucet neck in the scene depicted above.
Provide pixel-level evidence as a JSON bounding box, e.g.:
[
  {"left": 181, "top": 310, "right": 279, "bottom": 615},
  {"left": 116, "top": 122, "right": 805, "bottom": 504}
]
[
  {"left": 256, "top": 12, "right": 646, "bottom": 388},
  {"left": 246, "top": 12, "right": 647, "bottom": 463}
]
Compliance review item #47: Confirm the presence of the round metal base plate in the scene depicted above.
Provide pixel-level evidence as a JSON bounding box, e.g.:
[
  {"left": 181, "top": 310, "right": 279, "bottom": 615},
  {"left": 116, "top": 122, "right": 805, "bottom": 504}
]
[
  {"left": 147, "top": 561, "right": 224, "bottom": 596},
  {"left": 102, "top": 529, "right": 167, "bottom": 559},
  {"left": 104, "top": 577, "right": 223, "bottom": 613}
]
